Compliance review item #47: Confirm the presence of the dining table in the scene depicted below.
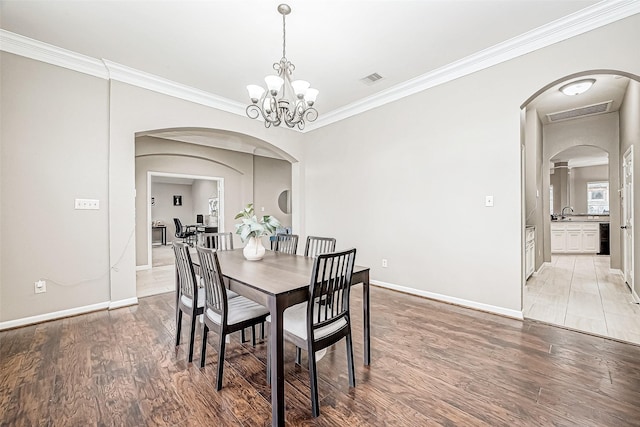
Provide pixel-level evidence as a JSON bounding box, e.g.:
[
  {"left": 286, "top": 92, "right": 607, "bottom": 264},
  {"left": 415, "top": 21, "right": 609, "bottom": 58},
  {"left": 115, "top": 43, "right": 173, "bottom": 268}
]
[{"left": 183, "top": 247, "right": 370, "bottom": 427}]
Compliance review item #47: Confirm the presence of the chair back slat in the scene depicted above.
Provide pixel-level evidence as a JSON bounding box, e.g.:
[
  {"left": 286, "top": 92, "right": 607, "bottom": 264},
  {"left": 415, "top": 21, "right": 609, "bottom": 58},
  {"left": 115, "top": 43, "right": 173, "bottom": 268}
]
[
  {"left": 196, "top": 246, "right": 228, "bottom": 320},
  {"left": 274, "top": 233, "right": 299, "bottom": 255},
  {"left": 172, "top": 242, "right": 198, "bottom": 301},
  {"left": 304, "top": 236, "right": 336, "bottom": 258},
  {"left": 308, "top": 248, "right": 356, "bottom": 338},
  {"left": 198, "top": 232, "right": 234, "bottom": 251}
]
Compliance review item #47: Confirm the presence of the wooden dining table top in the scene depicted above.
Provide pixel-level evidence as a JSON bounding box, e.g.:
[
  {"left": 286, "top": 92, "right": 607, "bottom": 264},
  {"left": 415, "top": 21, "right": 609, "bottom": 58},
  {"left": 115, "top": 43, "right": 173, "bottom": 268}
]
[{"left": 192, "top": 248, "right": 369, "bottom": 296}]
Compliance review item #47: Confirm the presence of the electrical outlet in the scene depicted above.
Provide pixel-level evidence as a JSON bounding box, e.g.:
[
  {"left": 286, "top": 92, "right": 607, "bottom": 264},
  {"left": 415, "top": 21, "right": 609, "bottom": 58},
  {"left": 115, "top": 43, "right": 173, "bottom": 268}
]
[
  {"left": 35, "top": 280, "right": 46, "bottom": 294},
  {"left": 382, "top": 259, "right": 388, "bottom": 268},
  {"left": 485, "top": 195, "right": 494, "bottom": 207}
]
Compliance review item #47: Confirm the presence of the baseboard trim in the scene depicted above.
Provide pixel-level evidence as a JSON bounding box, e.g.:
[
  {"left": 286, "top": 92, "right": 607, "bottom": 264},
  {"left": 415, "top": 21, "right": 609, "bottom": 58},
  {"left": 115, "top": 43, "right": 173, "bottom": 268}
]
[
  {"left": 109, "top": 297, "right": 139, "bottom": 310},
  {"left": 0, "top": 301, "right": 110, "bottom": 330},
  {"left": 371, "top": 279, "right": 524, "bottom": 320},
  {"left": 136, "top": 264, "right": 151, "bottom": 271},
  {"left": 0, "top": 297, "right": 140, "bottom": 330}
]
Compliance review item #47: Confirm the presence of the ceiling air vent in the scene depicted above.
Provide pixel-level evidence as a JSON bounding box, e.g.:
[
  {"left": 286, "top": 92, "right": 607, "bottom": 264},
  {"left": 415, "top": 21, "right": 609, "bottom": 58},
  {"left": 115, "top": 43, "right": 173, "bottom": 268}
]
[
  {"left": 547, "top": 101, "right": 613, "bottom": 123},
  {"left": 360, "top": 72, "right": 383, "bottom": 85}
]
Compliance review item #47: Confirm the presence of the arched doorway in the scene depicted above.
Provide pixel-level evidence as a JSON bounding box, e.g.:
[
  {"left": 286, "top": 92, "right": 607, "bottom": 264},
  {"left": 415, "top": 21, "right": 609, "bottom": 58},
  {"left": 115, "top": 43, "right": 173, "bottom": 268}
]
[
  {"left": 521, "top": 70, "right": 640, "bottom": 343},
  {"left": 134, "top": 128, "right": 296, "bottom": 297}
]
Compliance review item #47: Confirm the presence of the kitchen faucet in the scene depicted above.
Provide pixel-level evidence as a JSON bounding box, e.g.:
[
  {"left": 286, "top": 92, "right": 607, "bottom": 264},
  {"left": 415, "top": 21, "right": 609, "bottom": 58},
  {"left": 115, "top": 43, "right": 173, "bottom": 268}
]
[{"left": 561, "top": 206, "right": 573, "bottom": 217}]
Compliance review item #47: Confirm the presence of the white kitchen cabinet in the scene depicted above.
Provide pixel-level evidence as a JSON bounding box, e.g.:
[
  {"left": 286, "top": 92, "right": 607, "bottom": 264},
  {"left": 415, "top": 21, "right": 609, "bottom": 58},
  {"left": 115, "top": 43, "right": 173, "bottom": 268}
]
[
  {"left": 551, "top": 224, "right": 566, "bottom": 252},
  {"left": 566, "top": 224, "right": 582, "bottom": 252},
  {"left": 525, "top": 227, "right": 535, "bottom": 279},
  {"left": 550, "top": 222, "right": 605, "bottom": 254},
  {"left": 582, "top": 224, "right": 599, "bottom": 252}
]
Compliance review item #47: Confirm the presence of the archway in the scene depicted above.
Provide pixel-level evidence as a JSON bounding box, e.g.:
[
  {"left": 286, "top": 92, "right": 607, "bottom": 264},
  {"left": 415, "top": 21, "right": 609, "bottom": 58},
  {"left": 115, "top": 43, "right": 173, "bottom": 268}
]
[{"left": 521, "top": 70, "right": 640, "bottom": 343}]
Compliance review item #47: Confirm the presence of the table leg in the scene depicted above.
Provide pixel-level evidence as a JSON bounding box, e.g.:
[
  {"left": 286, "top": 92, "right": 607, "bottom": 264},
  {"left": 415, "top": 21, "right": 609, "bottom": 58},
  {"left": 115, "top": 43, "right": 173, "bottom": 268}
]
[
  {"left": 268, "top": 297, "right": 286, "bottom": 427},
  {"left": 362, "top": 270, "right": 370, "bottom": 366}
]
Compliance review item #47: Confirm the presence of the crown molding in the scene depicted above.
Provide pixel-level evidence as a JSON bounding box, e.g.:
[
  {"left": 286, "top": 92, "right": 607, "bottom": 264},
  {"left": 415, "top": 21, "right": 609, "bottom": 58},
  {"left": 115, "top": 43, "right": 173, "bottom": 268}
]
[
  {"left": 0, "top": 29, "right": 108, "bottom": 79},
  {"left": 2, "top": 0, "right": 639, "bottom": 133},
  {"left": 102, "top": 60, "right": 247, "bottom": 116},
  {"left": 303, "top": 0, "right": 640, "bottom": 132}
]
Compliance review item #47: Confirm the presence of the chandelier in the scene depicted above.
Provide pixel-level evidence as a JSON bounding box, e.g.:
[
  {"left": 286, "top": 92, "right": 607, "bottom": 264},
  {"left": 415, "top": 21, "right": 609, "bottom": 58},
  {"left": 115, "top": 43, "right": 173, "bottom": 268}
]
[{"left": 246, "top": 4, "right": 318, "bottom": 130}]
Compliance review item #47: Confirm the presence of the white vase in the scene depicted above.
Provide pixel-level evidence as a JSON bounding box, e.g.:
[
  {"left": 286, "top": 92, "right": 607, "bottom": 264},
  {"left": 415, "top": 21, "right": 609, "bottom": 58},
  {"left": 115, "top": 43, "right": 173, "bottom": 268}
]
[{"left": 243, "top": 236, "right": 266, "bottom": 261}]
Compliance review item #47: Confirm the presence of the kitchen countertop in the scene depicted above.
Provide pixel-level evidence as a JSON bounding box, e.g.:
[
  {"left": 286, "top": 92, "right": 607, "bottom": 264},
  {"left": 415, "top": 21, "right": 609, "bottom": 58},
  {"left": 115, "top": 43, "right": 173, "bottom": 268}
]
[{"left": 552, "top": 218, "right": 609, "bottom": 223}]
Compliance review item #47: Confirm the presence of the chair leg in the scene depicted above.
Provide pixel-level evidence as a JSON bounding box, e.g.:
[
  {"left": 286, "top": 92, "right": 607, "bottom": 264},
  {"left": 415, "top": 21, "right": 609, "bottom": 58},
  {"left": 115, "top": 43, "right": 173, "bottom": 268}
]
[
  {"left": 200, "top": 324, "right": 209, "bottom": 368},
  {"left": 346, "top": 332, "right": 356, "bottom": 388},
  {"left": 308, "top": 343, "right": 320, "bottom": 417},
  {"left": 188, "top": 313, "right": 197, "bottom": 363},
  {"left": 175, "top": 309, "right": 183, "bottom": 346},
  {"left": 295, "top": 347, "right": 302, "bottom": 365},
  {"left": 216, "top": 332, "right": 227, "bottom": 391},
  {"left": 251, "top": 325, "right": 256, "bottom": 347}
]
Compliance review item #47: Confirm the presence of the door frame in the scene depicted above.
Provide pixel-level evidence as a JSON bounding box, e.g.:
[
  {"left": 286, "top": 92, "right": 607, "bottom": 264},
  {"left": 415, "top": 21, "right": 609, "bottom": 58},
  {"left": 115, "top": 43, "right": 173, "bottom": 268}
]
[{"left": 146, "top": 171, "right": 225, "bottom": 269}]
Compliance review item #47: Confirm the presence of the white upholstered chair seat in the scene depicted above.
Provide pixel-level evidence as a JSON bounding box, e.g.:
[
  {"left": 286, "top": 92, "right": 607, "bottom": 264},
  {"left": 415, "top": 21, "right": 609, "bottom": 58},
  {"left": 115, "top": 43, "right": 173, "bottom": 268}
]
[
  {"left": 180, "top": 292, "right": 205, "bottom": 309},
  {"left": 267, "top": 301, "right": 347, "bottom": 342},
  {"left": 206, "top": 296, "right": 269, "bottom": 326}
]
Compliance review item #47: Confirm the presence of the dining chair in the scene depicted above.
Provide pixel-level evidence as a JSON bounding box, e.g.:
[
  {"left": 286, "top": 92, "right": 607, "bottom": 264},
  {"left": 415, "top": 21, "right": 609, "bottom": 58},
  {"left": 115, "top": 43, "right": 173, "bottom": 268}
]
[
  {"left": 267, "top": 248, "right": 357, "bottom": 417},
  {"left": 196, "top": 231, "right": 260, "bottom": 342},
  {"left": 173, "top": 241, "right": 204, "bottom": 363},
  {"left": 273, "top": 233, "right": 299, "bottom": 254},
  {"left": 174, "top": 218, "right": 197, "bottom": 246},
  {"left": 304, "top": 236, "right": 336, "bottom": 258},
  {"left": 197, "top": 231, "right": 234, "bottom": 250},
  {"left": 196, "top": 246, "right": 270, "bottom": 390}
]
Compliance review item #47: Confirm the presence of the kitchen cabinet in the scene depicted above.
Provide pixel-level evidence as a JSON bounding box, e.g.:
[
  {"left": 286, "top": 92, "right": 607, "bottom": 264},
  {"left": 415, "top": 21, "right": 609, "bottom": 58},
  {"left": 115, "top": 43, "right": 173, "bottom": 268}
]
[
  {"left": 525, "top": 227, "right": 535, "bottom": 279},
  {"left": 551, "top": 227, "right": 566, "bottom": 252},
  {"left": 551, "top": 222, "right": 604, "bottom": 254}
]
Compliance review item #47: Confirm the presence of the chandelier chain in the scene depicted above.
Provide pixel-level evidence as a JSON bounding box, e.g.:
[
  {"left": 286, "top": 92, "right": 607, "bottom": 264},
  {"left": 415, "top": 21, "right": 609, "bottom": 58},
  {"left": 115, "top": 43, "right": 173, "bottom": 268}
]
[{"left": 282, "top": 13, "right": 286, "bottom": 60}]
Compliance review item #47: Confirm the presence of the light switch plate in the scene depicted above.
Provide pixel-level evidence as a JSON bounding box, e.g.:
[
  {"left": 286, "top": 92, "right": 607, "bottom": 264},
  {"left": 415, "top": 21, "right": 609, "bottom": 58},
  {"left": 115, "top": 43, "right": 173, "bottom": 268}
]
[
  {"left": 75, "top": 198, "right": 100, "bottom": 210},
  {"left": 485, "top": 195, "right": 494, "bottom": 207}
]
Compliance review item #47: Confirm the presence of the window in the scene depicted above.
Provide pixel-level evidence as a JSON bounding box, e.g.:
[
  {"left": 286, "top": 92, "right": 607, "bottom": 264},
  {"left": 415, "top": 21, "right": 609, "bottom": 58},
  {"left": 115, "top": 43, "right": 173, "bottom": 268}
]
[
  {"left": 587, "top": 182, "right": 609, "bottom": 214},
  {"left": 550, "top": 185, "right": 554, "bottom": 215}
]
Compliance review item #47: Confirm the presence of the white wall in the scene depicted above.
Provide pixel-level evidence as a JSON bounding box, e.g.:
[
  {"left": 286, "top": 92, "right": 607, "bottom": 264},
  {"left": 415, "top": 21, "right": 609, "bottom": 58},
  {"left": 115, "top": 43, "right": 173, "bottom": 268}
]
[
  {"left": 302, "top": 14, "right": 640, "bottom": 314},
  {"left": 253, "top": 156, "right": 293, "bottom": 229},
  {"left": 1, "top": 53, "right": 110, "bottom": 321}
]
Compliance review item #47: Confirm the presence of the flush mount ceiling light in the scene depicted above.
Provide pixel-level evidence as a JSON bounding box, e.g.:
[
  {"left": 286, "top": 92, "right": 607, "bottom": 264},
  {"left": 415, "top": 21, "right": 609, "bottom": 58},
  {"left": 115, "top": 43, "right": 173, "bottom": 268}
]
[
  {"left": 559, "top": 78, "right": 596, "bottom": 96},
  {"left": 246, "top": 4, "right": 318, "bottom": 130}
]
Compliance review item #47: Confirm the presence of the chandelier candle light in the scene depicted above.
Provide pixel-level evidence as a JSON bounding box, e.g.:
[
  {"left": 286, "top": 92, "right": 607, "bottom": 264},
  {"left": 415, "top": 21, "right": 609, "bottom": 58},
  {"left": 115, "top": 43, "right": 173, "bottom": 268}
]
[{"left": 246, "top": 4, "right": 318, "bottom": 130}]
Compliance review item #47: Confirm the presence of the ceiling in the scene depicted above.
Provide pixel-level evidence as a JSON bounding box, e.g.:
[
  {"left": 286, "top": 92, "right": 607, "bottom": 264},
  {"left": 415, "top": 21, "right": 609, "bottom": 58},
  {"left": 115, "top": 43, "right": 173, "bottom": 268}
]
[
  {"left": 1, "top": 0, "right": 602, "bottom": 116},
  {"left": 2, "top": 0, "right": 634, "bottom": 162}
]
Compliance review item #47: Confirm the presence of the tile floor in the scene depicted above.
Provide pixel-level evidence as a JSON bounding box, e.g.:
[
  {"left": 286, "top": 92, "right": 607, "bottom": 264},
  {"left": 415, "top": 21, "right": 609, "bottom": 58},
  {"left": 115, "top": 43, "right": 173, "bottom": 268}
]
[
  {"left": 524, "top": 254, "right": 640, "bottom": 345},
  {"left": 136, "top": 245, "right": 175, "bottom": 298}
]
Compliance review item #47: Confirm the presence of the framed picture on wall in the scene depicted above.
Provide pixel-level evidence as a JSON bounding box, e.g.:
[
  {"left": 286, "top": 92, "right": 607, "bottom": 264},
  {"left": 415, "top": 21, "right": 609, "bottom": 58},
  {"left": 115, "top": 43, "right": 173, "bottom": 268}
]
[{"left": 173, "top": 195, "right": 182, "bottom": 206}]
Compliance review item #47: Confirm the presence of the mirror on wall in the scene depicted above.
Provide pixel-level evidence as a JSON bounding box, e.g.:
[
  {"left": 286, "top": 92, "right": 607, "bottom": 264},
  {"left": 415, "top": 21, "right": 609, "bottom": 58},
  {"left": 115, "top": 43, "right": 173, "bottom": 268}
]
[{"left": 278, "top": 190, "right": 291, "bottom": 214}]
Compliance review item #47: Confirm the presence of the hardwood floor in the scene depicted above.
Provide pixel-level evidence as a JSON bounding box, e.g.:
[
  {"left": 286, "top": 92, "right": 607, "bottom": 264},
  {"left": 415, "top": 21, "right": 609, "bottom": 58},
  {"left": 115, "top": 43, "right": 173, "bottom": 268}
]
[
  {"left": 525, "top": 254, "right": 640, "bottom": 344},
  {"left": 4, "top": 285, "right": 640, "bottom": 426}
]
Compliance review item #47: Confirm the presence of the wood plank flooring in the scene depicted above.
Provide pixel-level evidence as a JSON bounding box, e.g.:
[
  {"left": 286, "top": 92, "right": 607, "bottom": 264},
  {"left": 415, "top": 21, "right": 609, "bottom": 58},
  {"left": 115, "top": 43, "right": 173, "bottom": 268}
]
[{"left": 3, "top": 286, "right": 640, "bottom": 426}]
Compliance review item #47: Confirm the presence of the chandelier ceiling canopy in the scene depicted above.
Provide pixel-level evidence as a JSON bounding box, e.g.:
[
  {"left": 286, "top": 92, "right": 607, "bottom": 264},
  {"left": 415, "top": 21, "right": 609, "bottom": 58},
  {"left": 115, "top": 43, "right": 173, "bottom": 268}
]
[{"left": 245, "top": 4, "right": 318, "bottom": 130}]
